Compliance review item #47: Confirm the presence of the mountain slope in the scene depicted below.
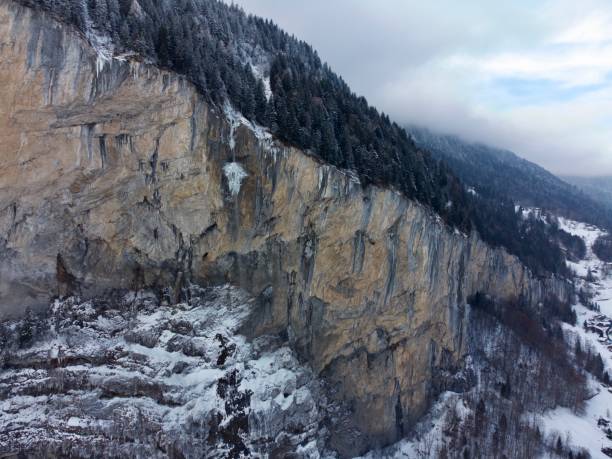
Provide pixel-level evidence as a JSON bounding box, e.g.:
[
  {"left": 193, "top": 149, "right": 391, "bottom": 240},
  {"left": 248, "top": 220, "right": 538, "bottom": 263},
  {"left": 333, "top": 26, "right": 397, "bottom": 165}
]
[
  {"left": 563, "top": 175, "right": 612, "bottom": 208},
  {"left": 409, "top": 126, "right": 612, "bottom": 231}
]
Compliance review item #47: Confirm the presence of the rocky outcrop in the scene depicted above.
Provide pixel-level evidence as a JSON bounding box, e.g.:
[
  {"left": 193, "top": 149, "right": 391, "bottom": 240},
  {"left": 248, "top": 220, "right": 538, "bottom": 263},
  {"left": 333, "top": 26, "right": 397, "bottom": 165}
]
[
  {"left": 0, "top": 286, "right": 325, "bottom": 458},
  {"left": 0, "top": 1, "right": 572, "bottom": 455}
]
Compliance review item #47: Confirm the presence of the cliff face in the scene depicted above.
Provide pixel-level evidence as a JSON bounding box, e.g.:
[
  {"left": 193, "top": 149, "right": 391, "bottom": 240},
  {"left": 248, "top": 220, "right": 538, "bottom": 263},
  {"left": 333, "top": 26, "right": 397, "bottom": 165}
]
[{"left": 0, "top": 1, "right": 572, "bottom": 455}]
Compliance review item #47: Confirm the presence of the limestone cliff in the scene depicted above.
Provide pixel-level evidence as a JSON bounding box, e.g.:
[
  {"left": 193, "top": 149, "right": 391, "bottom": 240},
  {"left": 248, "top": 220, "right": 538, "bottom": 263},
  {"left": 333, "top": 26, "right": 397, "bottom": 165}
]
[{"left": 0, "top": 1, "right": 572, "bottom": 455}]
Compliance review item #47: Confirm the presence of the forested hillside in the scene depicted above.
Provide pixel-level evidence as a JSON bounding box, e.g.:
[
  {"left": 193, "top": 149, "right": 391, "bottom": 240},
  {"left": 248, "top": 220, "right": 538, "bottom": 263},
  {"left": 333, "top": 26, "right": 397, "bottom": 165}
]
[
  {"left": 16, "top": 0, "right": 575, "bottom": 276},
  {"left": 410, "top": 126, "right": 612, "bottom": 231},
  {"left": 563, "top": 175, "right": 612, "bottom": 209}
]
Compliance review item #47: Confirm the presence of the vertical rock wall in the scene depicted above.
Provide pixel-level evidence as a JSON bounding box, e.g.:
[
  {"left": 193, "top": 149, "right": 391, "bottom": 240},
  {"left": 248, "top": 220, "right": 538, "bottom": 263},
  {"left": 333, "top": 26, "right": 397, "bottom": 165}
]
[{"left": 0, "top": 1, "right": 572, "bottom": 455}]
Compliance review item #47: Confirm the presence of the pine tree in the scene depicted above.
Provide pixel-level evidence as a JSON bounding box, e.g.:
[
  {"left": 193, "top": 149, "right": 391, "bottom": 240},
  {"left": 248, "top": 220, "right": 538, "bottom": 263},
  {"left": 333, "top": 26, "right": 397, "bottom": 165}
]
[
  {"left": 155, "top": 25, "right": 170, "bottom": 65},
  {"left": 18, "top": 308, "right": 37, "bottom": 348},
  {"left": 251, "top": 81, "right": 266, "bottom": 125},
  {"left": 106, "top": 0, "right": 121, "bottom": 36},
  {"left": 474, "top": 399, "right": 486, "bottom": 435},
  {"left": 91, "top": 0, "right": 109, "bottom": 29},
  {"left": 575, "top": 338, "right": 583, "bottom": 363}
]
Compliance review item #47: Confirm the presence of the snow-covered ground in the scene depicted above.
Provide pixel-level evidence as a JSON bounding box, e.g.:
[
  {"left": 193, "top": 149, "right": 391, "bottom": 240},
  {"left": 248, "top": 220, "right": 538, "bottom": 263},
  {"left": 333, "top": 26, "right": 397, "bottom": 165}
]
[
  {"left": 559, "top": 217, "right": 612, "bottom": 318},
  {"left": 354, "top": 393, "right": 471, "bottom": 459},
  {"left": 0, "top": 285, "right": 325, "bottom": 458},
  {"left": 539, "top": 218, "right": 612, "bottom": 459},
  {"left": 540, "top": 383, "right": 612, "bottom": 459}
]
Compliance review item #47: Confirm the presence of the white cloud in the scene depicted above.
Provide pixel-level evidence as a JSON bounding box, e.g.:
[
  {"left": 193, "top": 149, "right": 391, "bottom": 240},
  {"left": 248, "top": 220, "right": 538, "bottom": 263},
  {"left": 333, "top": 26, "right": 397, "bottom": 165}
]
[
  {"left": 475, "top": 46, "right": 612, "bottom": 87},
  {"left": 552, "top": 12, "right": 612, "bottom": 45},
  {"left": 229, "top": 0, "right": 612, "bottom": 176}
]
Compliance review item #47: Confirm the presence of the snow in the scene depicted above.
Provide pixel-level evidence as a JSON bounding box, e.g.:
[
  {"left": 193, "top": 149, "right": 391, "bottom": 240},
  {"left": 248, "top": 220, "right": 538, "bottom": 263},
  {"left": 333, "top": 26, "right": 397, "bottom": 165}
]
[
  {"left": 540, "top": 385, "right": 612, "bottom": 459},
  {"left": 250, "top": 63, "right": 272, "bottom": 101},
  {"left": 516, "top": 206, "right": 548, "bottom": 223},
  {"left": 83, "top": 24, "right": 137, "bottom": 76},
  {"left": 223, "top": 162, "right": 248, "bottom": 196},
  {"left": 84, "top": 30, "right": 114, "bottom": 77},
  {"left": 67, "top": 417, "right": 89, "bottom": 428},
  {"left": 223, "top": 101, "right": 280, "bottom": 159},
  {"left": 224, "top": 102, "right": 273, "bottom": 142},
  {"left": 0, "top": 285, "right": 324, "bottom": 456},
  {"left": 356, "top": 392, "right": 471, "bottom": 459}
]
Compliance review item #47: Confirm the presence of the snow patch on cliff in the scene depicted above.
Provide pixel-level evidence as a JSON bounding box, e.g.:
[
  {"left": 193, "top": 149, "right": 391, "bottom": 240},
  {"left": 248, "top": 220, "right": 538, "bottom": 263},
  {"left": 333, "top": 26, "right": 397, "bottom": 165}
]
[
  {"left": 223, "top": 162, "right": 248, "bottom": 196},
  {"left": 223, "top": 102, "right": 280, "bottom": 159},
  {"left": 83, "top": 27, "right": 114, "bottom": 76},
  {"left": 84, "top": 25, "right": 135, "bottom": 76}
]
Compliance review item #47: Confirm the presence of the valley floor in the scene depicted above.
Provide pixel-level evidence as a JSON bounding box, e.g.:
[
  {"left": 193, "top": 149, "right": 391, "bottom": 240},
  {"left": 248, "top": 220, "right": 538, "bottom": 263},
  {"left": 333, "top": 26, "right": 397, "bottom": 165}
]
[{"left": 538, "top": 218, "right": 612, "bottom": 459}]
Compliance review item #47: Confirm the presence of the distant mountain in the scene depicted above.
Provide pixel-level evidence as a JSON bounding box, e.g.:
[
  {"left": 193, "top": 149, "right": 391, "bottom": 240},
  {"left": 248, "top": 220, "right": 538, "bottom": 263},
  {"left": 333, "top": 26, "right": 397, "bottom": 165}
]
[
  {"left": 562, "top": 176, "right": 612, "bottom": 209},
  {"left": 409, "top": 126, "right": 612, "bottom": 232}
]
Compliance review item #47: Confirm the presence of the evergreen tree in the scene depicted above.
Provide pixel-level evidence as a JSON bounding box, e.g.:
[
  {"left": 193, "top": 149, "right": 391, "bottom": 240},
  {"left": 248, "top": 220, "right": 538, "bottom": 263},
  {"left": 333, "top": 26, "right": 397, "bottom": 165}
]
[{"left": 155, "top": 25, "right": 170, "bottom": 65}]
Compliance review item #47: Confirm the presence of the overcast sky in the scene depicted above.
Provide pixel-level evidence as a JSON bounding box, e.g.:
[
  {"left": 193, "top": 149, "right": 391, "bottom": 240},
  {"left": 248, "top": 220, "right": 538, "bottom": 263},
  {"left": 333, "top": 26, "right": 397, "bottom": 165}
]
[{"left": 229, "top": 0, "right": 612, "bottom": 177}]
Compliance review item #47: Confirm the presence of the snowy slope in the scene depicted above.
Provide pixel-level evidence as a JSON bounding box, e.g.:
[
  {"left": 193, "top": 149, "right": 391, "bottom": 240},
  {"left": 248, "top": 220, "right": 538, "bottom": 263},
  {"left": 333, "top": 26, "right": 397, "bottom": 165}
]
[
  {"left": 539, "top": 218, "right": 612, "bottom": 459},
  {"left": 355, "top": 393, "right": 471, "bottom": 459},
  {"left": 0, "top": 285, "right": 326, "bottom": 458}
]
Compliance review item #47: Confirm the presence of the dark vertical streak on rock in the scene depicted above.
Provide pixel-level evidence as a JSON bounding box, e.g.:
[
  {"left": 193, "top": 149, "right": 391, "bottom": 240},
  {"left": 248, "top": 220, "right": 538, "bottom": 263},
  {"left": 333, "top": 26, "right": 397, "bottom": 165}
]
[
  {"left": 98, "top": 136, "right": 107, "bottom": 168},
  {"left": 384, "top": 219, "right": 401, "bottom": 306},
  {"left": 146, "top": 138, "right": 160, "bottom": 185},
  {"left": 189, "top": 101, "right": 199, "bottom": 153},
  {"left": 352, "top": 230, "right": 365, "bottom": 274},
  {"left": 25, "top": 16, "right": 40, "bottom": 70},
  {"left": 300, "top": 228, "right": 317, "bottom": 288},
  {"left": 56, "top": 253, "right": 78, "bottom": 297},
  {"left": 394, "top": 379, "right": 404, "bottom": 438}
]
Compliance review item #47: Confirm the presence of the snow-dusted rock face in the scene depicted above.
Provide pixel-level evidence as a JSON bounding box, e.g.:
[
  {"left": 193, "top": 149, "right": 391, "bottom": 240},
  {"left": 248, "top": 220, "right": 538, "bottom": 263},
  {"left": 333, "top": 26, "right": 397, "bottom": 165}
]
[
  {"left": 0, "top": 285, "right": 325, "bottom": 457},
  {"left": 0, "top": 1, "right": 572, "bottom": 455},
  {"left": 222, "top": 162, "right": 248, "bottom": 196}
]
